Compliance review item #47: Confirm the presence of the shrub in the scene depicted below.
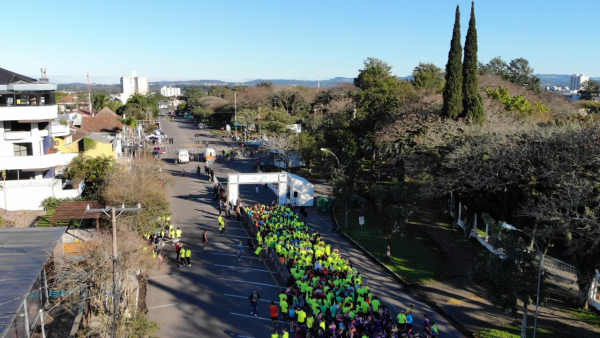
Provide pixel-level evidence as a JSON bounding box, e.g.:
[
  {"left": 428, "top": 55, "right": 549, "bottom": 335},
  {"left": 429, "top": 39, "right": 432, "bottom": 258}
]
[
  {"left": 83, "top": 137, "right": 97, "bottom": 151},
  {"left": 485, "top": 86, "right": 549, "bottom": 116}
]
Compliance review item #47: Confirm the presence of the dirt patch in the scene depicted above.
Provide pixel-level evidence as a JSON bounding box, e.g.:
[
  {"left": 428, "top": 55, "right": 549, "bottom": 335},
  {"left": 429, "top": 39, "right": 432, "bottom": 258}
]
[{"left": 0, "top": 208, "right": 46, "bottom": 227}]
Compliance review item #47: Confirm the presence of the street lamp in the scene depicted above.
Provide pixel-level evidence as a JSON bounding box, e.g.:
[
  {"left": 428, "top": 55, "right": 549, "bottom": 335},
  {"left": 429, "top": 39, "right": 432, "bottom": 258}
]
[
  {"left": 320, "top": 148, "right": 340, "bottom": 167},
  {"left": 321, "top": 148, "right": 348, "bottom": 229},
  {"left": 502, "top": 223, "right": 544, "bottom": 338}
]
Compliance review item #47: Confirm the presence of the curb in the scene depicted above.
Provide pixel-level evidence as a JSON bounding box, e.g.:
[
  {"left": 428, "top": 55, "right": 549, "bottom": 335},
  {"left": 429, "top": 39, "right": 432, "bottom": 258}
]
[{"left": 329, "top": 203, "right": 474, "bottom": 337}]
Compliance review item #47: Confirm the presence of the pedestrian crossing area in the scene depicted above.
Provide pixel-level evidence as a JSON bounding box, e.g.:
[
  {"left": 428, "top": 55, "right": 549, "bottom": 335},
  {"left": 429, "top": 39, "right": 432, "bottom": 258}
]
[{"left": 164, "top": 148, "right": 205, "bottom": 152}]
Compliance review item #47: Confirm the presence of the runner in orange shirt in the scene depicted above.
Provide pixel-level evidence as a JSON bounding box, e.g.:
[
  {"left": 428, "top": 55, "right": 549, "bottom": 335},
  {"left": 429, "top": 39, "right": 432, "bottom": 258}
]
[{"left": 269, "top": 301, "right": 279, "bottom": 328}]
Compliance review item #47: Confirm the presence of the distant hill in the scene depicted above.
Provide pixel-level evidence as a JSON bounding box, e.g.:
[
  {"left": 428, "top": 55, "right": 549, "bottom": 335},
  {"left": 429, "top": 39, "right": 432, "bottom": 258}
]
[
  {"left": 59, "top": 75, "right": 597, "bottom": 92},
  {"left": 536, "top": 74, "right": 600, "bottom": 88},
  {"left": 58, "top": 77, "right": 359, "bottom": 92}
]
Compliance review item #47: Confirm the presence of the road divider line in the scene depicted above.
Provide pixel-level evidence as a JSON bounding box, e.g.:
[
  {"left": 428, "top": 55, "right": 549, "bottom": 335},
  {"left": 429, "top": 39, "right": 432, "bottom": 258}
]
[
  {"left": 147, "top": 303, "right": 178, "bottom": 310},
  {"left": 215, "top": 264, "right": 272, "bottom": 273},
  {"left": 224, "top": 293, "right": 278, "bottom": 304},
  {"left": 219, "top": 278, "right": 280, "bottom": 288},
  {"left": 230, "top": 312, "right": 274, "bottom": 322},
  {"left": 211, "top": 252, "right": 254, "bottom": 259}
]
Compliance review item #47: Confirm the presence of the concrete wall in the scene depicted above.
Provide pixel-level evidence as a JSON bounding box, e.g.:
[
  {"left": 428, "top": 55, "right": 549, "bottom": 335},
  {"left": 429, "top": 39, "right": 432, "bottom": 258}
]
[{"left": 0, "top": 178, "right": 82, "bottom": 210}]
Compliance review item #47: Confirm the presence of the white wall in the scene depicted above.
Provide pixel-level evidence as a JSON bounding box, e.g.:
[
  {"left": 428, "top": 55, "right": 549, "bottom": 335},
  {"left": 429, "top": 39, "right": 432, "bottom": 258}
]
[{"left": 0, "top": 179, "right": 82, "bottom": 210}]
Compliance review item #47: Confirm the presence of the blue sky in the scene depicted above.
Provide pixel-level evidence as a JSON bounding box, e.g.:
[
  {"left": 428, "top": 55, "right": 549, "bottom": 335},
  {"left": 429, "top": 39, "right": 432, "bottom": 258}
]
[{"left": 2, "top": 0, "right": 598, "bottom": 84}]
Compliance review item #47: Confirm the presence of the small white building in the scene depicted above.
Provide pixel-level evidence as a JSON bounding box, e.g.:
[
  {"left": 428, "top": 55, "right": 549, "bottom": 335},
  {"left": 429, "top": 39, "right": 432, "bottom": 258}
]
[
  {"left": 0, "top": 67, "right": 81, "bottom": 211},
  {"left": 160, "top": 86, "right": 181, "bottom": 97},
  {"left": 570, "top": 74, "right": 589, "bottom": 91},
  {"left": 120, "top": 71, "right": 149, "bottom": 104}
]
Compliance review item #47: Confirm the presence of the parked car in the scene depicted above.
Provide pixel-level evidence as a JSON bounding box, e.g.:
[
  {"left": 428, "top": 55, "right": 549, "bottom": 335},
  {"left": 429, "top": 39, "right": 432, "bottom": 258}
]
[
  {"left": 153, "top": 146, "right": 166, "bottom": 154},
  {"left": 178, "top": 149, "right": 190, "bottom": 164},
  {"left": 152, "top": 150, "right": 161, "bottom": 158}
]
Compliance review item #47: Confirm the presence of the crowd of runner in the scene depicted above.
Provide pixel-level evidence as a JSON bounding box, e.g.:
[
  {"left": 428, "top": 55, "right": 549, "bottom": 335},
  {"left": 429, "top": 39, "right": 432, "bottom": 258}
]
[{"left": 245, "top": 204, "right": 439, "bottom": 338}]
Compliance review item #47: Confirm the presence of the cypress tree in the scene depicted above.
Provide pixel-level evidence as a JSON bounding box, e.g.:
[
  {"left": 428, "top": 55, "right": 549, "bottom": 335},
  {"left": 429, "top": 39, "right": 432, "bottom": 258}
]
[
  {"left": 462, "top": 1, "right": 485, "bottom": 123},
  {"left": 442, "top": 5, "right": 463, "bottom": 120}
]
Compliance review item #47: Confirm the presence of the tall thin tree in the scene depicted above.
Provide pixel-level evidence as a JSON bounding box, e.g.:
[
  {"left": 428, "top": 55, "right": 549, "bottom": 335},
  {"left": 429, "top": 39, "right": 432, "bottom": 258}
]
[
  {"left": 442, "top": 5, "right": 463, "bottom": 119},
  {"left": 462, "top": 1, "right": 485, "bottom": 123}
]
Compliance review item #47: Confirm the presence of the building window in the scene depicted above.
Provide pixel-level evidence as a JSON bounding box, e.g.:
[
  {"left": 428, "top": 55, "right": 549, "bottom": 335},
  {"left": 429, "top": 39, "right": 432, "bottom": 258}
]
[
  {"left": 4, "top": 121, "right": 32, "bottom": 132},
  {"left": 13, "top": 143, "right": 33, "bottom": 156}
]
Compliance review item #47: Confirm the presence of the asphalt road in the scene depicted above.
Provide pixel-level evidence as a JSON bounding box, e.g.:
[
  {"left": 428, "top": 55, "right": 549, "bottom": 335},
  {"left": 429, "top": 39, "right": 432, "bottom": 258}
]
[
  {"left": 146, "top": 119, "right": 283, "bottom": 338},
  {"left": 146, "top": 118, "right": 465, "bottom": 338}
]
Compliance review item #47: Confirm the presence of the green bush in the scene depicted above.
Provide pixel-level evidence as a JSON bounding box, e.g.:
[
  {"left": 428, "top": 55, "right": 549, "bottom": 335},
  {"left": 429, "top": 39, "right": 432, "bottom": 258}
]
[
  {"left": 83, "top": 137, "right": 97, "bottom": 151},
  {"left": 41, "top": 196, "right": 98, "bottom": 212},
  {"left": 485, "top": 86, "right": 549, "bottom": 116}
]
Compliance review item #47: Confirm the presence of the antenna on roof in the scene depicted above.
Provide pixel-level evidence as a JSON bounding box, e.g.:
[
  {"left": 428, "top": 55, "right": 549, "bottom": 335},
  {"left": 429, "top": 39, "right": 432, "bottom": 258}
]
[{"left": 87, "top": 72, "right": 92, "bottom": 116}]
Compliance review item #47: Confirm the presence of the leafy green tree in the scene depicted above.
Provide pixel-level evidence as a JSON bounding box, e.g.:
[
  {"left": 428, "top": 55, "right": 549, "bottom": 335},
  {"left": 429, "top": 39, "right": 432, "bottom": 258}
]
[
  {"left": 192, "top": 106, "right": 213, "bottom": 122},
  {"left": 411, "top": 62, "right": 445, "bottom": 92},
  {"left": 65, "top": 155, "right": 114, "bottom": 194},
  {"left": 462, "top": 1, "right": 485, "bottom": 123},
  {"left": 55, "top": 91, "right": 68, "bottom": 103},
  {"left": 352, "top": 58, "right": 410, "bottom": 165},
  {"left": 579, "top": 80, "right": 600, "bottom": 101},
  {"left": 92, "top": 93, "right": 109, "bottom": 113},
  {"left": 506, "top": 58, "right": 542, "bottom": 93},
  {"left": 106, "top": 100, "right": 123, "bottom": 114},
  {"left": 470, "top": 235, "right": 547, "bottom": 338},
  {"left": 257, "top": 81, "right": 273, "bottom": 88},
  {"left": 177, "top": 102, "right": 186, "bottom": 111},
  {"left": 185, "top": 86, "right": 205, "bottom": 106},
  {"left": 369, "top": 183, "right": 417, "bottom": 261},
  {"left": 442, "top": 5, "right": 463, "bottom": 119},
  {"left": 262, "top": 109, "right": 294, "bottom": 136},
  {"left": 479, "top": 56, "right": 508, "bottom": 77}
]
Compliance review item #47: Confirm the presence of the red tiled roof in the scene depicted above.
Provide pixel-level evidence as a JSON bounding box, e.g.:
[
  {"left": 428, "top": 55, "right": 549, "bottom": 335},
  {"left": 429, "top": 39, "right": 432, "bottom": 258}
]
[
  {"left": 96, "top": 107, "right": 117, "bottom": 117},
  {"left": 59, "top": 95, "right": 75, "bottom": 103},
  {"left": 80, "top": 116, "right": 123, "bottom": 134},
  {"left": 69, "top": 126, "right": 90, "bottom": 143}
]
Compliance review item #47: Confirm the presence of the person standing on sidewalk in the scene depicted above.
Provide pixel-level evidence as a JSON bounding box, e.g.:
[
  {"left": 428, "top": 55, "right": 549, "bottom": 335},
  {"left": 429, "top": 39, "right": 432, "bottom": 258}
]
[{"left": 249, "top": 291, "right": 260, "bottom": 316}]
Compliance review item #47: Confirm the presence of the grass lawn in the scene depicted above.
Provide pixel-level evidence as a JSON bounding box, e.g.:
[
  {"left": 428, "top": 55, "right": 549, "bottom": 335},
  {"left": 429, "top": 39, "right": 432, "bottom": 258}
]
[
  {"left": 565, "top": 308, "right": 600, "bottom": 328},
  {"left": 36, "top": 210, "right": 88, "bottom": 228},
  {"left": 335, "top": 209, "right": 447, "bottom": 284},
  {"left": 475, "top": 326, "right": 555, "bottom": 338},
  {"left": 36, "top": 210, "right": 54, "bottom": 227},
  {"left": 437, "top": 220, "right": 482, "bottom": 257}
]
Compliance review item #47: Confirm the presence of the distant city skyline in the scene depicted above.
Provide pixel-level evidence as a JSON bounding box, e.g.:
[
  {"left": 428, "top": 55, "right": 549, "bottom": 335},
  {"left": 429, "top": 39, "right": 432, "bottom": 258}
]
[{"left": 2, "top": 1, "right": 599, "bottom": 84}]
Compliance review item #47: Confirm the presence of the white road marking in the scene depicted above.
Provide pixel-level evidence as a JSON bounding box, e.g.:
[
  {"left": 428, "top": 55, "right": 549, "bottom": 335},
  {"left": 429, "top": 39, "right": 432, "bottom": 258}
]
[
  {"left": 230, "top": 312, "right": 277, "bottom": 322},
  {"left": 215, "top": 264, "right": 270, "bottom": 273},
  {"left": 220, "top": 234, "right": 251, "bottom": 238},
  {"left": 211, "top": 252, "right": 254, "bottom": 259},
  {"left": 147, "top": 303, "right": 178, "bottom": 310},
  {"left": 148, "top": 275, "right": 175, "bottom": 279},
  {"left": 224, "top": 294, "right": 278, "bottom": 304},
  {"left": 219, "top": 278, "right": 279, "bottom": 288}
]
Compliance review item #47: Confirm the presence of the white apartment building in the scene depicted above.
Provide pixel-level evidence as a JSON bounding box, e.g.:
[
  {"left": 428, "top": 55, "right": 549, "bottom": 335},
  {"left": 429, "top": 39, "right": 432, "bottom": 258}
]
[
  {"left": 570, "top": 74, "right": 589, "bottom": 91},
  {"left": 119, "top": 70, "right": 149, "bottom": 104},
  {"left": 160, "top": 85, "right": 181, "bottom": 97},
  {"left": 0, "top": 67, "right": 81, "bottom": 211}
]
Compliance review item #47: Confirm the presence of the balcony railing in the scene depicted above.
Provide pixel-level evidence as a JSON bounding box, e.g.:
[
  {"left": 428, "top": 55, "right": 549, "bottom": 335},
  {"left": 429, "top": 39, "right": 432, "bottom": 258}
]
[{"left": 1, "top": 152, "right": 78, "bottom": 171}]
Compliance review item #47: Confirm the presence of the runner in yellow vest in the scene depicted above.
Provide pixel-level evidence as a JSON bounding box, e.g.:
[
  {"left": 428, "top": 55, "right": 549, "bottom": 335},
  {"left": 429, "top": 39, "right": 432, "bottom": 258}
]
[{"left": 176, "top": 228, "right": 182, "bottom": 238}]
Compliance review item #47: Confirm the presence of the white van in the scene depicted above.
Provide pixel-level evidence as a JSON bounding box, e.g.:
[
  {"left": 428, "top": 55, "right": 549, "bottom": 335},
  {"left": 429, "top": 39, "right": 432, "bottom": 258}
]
[{"left": 178, "top": 149, "right": 190, "bottom": 164}]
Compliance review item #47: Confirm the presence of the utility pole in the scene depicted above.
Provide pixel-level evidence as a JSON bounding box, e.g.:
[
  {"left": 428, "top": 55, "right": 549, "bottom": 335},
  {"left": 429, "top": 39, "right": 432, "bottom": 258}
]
[
  {"left": 87, "top": 72, "right": 92, "bottom": 115},
  {"left": 234, "top": 90, "right": 237, "bottom": 140},
  {"left": 86, "top": 203, "right": 141, "bottom": 338}
]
